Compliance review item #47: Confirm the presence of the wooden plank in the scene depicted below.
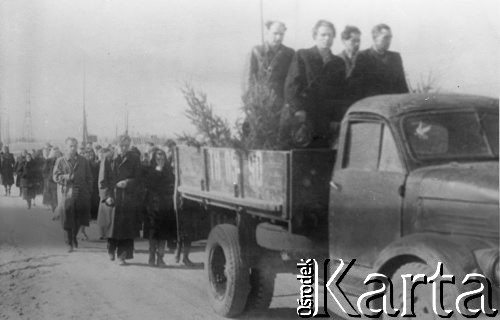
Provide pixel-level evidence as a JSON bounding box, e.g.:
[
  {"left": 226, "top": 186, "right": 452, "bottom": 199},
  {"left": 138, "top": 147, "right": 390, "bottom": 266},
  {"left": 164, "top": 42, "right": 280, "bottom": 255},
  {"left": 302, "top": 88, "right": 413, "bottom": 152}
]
[
  {"left": 205, "top": 148, "right": 241, "bottom": 196},
  {"left": 177, "top": 146, "right": 205, "bottom": 190},
  {"left": 178, "top": 186, "right": 282, "bottom": 212},
  {"left": 241, "top": 150, "right": 288, "bottom": 216}
]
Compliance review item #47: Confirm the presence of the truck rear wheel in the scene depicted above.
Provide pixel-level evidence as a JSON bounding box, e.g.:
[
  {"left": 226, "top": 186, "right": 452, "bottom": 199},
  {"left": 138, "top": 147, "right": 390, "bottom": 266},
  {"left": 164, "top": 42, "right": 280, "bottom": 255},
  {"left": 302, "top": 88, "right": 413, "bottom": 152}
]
[
  {"left": 387, "top": 262, "right": 458, "bottom": 320},
  {"left": 206, "top": 224, "right": 250, "bottom": 318},
  {"left": 245, "top": 266, "right": 276, "bottom": 311}
]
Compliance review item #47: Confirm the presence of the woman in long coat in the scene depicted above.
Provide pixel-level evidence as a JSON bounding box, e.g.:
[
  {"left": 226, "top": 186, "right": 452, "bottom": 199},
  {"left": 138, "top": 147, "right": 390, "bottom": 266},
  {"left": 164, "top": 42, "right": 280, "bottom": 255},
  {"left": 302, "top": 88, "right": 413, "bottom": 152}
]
[
  {"left": 19, "top": 153, "right": 38, "bottom": 209},
  {"left": 144, "top": 148, "right": 176, "bottom": 266},
  {"left": 0, "top": 146, "right": 15, "bottom": 196},
  {"left": 98, "top": 135, "right": 141, "bottom": 265}
]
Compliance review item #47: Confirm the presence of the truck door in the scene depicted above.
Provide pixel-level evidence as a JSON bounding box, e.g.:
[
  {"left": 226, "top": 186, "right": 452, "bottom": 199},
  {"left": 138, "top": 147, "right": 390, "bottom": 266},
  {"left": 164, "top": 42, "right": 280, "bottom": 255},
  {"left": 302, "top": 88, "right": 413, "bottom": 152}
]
[{"left": 330, "top": 117, "right": 407, "bottom": 267}]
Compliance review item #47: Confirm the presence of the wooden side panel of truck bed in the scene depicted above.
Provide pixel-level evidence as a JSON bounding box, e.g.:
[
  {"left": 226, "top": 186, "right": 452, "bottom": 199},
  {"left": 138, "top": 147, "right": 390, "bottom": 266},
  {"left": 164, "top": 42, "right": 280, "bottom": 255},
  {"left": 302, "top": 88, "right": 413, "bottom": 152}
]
[{"left": 176, "top": 146, "right": 335, "bottom": 231}]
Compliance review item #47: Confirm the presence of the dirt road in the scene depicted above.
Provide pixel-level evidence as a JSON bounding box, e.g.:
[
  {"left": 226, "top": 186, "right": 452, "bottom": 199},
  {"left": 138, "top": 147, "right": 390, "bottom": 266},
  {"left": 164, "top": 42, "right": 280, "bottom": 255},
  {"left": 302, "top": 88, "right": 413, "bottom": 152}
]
[{"left": 0, "top": 194, "right": 306, "bottom": 320}]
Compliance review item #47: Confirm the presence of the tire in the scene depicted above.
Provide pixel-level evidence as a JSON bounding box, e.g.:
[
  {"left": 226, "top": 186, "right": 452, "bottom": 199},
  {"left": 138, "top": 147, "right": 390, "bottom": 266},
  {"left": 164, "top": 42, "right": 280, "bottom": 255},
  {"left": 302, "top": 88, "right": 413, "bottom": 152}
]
[
  {"left": 387, "top": 262, "right": 458, "bottom": 320},
  {"left": 206, "top": 224, "right": 250, "bottom": 318},
  {"left": 245, "top": 266, "right": 276, "bottom": 311}
]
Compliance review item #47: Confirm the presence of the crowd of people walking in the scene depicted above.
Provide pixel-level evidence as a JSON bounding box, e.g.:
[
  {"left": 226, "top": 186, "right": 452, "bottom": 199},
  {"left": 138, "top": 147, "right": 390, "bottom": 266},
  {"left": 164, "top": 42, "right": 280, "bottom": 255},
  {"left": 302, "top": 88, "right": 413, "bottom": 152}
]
[{"left": 0, "top": 137, "right": 192, "bottom": 268}]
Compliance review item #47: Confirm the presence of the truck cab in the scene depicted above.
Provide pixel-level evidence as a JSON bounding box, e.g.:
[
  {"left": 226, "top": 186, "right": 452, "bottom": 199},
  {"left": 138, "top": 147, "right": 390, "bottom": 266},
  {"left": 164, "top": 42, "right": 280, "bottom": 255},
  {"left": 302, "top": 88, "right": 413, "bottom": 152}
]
[{"left": 330, "top": 94, "right": 499, "bottom": 316}]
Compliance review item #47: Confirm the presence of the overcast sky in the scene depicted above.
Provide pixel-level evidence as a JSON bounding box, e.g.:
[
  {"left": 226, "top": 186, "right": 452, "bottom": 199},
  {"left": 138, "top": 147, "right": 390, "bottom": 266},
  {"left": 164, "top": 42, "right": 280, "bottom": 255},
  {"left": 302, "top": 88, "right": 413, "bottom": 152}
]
[{"left": 0, "top": 0, "right": 498, "bottom": 142}]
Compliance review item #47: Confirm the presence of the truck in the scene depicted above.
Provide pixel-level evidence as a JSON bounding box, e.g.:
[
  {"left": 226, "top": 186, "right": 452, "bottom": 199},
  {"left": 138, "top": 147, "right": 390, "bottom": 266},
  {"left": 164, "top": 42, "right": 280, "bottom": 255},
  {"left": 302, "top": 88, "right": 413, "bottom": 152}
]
[{"left": 174, "top": 93, "right": 499, "bottom": 319}]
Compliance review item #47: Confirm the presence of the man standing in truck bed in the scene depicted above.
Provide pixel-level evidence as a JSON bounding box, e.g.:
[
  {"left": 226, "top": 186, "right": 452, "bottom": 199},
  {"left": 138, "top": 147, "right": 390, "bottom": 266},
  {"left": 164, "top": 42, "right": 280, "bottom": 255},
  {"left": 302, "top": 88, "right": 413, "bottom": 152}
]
[
  {"left": 246, "top": 20, "right": 295, "bottom": 106},
  {"left": 350, "top": 23, "right": 409, "bottom": 100},
  {"left": 282, "top": 20, "right": 347, "bottom": 149}
]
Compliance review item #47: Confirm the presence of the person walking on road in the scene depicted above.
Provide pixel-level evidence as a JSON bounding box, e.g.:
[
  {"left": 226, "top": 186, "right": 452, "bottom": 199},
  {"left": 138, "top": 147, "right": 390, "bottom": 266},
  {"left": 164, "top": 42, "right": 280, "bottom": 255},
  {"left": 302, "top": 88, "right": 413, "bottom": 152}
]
[
  {"left": 42, "top": 147, "right": 59, "bottom": 212},
  {"left": 98, "top": 135, "right": 141, "bottom": 265},
  {"left": 53, "top": 137, "right": 93, "bottom": 252},
  {"left": 144, "top": 148, "right": 176, "bottom": 267},
  {"left": 14, "top": 150, "right": 28, "bottom": 197},
  {"left": 19, "top": 153, "right": 38, "bottom": 209},
  {"left": 0, "top": 146, "right": 15, "bottom": 196}
]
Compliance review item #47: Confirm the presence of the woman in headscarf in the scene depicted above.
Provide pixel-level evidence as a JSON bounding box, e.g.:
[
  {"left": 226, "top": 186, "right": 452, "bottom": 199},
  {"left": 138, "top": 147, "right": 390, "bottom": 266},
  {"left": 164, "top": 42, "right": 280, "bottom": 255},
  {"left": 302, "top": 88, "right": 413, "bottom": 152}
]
[
  {"left": 19, "top": 153, "right": 38, "bottom": 209},
  {"left": 143, "top": 148, "right": 176, "bottom": 266}
]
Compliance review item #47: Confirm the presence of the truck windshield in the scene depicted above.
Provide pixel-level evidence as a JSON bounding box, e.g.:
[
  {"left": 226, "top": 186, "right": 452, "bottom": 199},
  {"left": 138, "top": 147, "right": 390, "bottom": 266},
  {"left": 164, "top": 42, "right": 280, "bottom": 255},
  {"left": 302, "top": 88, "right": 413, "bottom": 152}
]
[{"left": 403, "top": 110, "right": 499, "bottom": 161}]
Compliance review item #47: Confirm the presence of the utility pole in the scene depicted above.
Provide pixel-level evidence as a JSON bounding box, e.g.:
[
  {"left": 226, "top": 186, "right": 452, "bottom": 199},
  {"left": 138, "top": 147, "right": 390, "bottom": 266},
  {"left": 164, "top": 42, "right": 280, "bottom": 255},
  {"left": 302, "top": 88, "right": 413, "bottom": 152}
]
[
  {"left": 5, "top": 115, "right": 10, "bottom": 144},
  {"left": 82, "top": 59, "right": 88, "bottom": 146},
  {"left": 23, "top": 88, "right": 33, "bottom": 142},
  {"left": 124, "top": 106, "right": 129, "bottom": 136},
  {"left": 260, "top": 0, "right": 265, "bottom": 45}
]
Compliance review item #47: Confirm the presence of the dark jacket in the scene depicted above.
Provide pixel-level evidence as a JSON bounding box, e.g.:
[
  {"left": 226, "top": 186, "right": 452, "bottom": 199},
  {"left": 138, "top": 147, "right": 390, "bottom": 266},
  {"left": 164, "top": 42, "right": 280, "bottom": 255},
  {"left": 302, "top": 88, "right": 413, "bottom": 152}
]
[
  {"left": 350, "top": 48, "right": 409, "bottom": 100},
  {"left": 99, "top": 150, "right": 141, "bottom": 239},
  {"left": 19, "top": 160, "right": 38, "bottom": 188},
  {"left": 0, "top": 152, "right": 15, "bottom": 186},
  {"left": 284, "top": 46, "right": 347, "bottom": 122},
  {"left": 144, "top": 163, "right": 176, "bottom": 240},
  {"left": 248, "top": 43, "right": 295, "bottom": 102},
  {"left": 283, "top": 46, "right": 347, "bottom": 147}
]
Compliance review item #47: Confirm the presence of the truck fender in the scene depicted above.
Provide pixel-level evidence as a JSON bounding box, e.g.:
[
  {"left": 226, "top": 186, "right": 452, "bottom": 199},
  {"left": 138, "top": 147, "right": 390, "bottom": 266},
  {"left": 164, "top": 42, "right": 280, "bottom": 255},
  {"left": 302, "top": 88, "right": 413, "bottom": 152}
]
[{"left": 373, "top": 233, "right": 492, "bottom": 286}]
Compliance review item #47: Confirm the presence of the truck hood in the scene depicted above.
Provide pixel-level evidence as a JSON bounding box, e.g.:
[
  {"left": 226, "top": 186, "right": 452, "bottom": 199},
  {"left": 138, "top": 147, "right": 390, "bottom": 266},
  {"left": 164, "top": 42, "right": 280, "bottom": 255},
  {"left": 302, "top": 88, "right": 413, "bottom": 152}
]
[
  {"left": 408, "top": 161, "right": 499, "bottom": 239},
  {"left": 412, "top": 161, "right": 498, "bottom": 202}
]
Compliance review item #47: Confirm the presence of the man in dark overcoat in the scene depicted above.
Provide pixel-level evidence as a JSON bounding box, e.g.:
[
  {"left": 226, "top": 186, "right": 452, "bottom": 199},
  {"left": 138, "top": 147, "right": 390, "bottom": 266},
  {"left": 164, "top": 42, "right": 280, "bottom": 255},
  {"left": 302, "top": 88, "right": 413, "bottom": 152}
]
[
  {"left": 350, "top": 23, "right": 409, "bottom": 100},
  {"left": 99, "top": 134, "right": 141, "bottom": 265},
  {"left": 0, "top": 146, "right": 15, "bottom": 196},
  {"left": 247, "top": 20, "right": 295, "bottom": 105},
  {"left": 53, "top": 137, "right": 92, "bottom": 252},
  {"left": 282, "top": 20, "right": 347, "bottom": 149}
]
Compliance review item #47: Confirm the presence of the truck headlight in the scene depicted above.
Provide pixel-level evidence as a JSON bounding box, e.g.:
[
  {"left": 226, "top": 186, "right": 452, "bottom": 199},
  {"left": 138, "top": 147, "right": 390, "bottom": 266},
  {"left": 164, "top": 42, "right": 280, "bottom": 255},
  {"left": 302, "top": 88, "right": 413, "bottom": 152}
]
[{"left": 474, "top": 248, "right": 499, "bottom": 287}]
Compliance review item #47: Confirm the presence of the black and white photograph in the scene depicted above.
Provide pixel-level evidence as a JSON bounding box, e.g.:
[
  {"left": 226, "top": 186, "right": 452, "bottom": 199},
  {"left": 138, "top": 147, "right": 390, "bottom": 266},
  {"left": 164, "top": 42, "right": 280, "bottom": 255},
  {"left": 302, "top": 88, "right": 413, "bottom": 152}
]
[{"left": 0, "top": 0, "right": 498, "bottom": 319}]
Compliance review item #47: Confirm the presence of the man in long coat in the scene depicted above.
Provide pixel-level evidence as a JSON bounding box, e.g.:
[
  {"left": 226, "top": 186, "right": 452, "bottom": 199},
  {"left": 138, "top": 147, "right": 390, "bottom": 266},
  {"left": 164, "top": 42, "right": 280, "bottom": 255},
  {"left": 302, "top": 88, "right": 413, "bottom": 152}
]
[
  {"left": 99, "top": 135, "right": 141, "bottom": 265},
  {"left": 53, "top": 137, "right": 92, "bottom": 252},
  {"left": 282, "top": 20, "right": 347, "bottom": 149},
  {"left": 350, "top": 23, "right": 409, "bottom": 100},
  {"left": 247, "top": 21, "right": 295, "bottom": 105}
]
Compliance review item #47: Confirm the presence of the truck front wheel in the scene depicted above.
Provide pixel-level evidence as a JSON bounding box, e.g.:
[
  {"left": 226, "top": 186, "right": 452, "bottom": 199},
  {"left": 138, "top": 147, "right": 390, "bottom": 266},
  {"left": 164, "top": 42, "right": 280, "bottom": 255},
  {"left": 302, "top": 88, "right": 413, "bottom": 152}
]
[
  {"left": 206, "top": 224, "right": 250, "bottom": 318},
  {"left": 387, "top": 262, "right": 458, "bottom": 320}
]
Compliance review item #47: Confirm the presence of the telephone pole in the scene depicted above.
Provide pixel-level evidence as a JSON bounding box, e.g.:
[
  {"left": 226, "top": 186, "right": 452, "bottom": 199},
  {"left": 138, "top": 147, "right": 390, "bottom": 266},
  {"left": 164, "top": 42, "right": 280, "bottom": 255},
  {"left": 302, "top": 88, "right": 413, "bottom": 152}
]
[
  {"left": 23, "top": 88, "right": 33, "bottom": 142},
  {"left": 82, "top": 60, "right": 88, "bottom": 146}
]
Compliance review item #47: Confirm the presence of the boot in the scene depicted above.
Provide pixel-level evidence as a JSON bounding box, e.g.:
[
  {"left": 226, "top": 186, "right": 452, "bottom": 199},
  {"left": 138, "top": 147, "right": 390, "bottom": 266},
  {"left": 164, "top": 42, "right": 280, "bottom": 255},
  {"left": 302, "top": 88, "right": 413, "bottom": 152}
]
[
  {"left": 156, "top": 240, "right": 167, "bottom": 267},
  {"left": 148, "top": 239, "right": 157, "bottom": 266},
  {"left": 181, "top": 242, "right": 194, "bottom": 267}
]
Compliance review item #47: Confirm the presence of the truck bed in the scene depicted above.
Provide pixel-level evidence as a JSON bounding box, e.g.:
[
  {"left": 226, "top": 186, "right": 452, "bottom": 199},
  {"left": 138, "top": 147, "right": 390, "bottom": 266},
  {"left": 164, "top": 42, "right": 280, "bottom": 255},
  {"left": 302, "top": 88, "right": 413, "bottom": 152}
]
[{"left": 175, "top": 146, "right": 335, "bottom": 234}]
